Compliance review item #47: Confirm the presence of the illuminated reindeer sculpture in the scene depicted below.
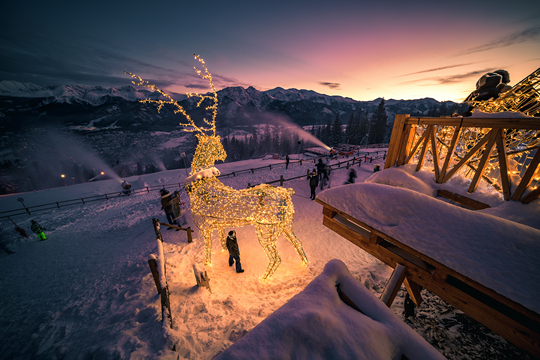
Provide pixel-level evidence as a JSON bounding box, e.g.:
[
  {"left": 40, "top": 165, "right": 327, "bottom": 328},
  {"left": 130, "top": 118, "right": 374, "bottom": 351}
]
[{"left": 127, "top": 55, "right": 308, "bottom": 279}]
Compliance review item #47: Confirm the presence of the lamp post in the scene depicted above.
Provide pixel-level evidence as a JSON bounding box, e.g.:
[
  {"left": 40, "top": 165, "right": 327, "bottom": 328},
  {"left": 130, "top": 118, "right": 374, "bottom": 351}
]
[
  {"left": 181, "top": 152, "right": 189, "bottom": 177},
  {"left": 61, "top": 174, "right": 66, "bottom": 186}
]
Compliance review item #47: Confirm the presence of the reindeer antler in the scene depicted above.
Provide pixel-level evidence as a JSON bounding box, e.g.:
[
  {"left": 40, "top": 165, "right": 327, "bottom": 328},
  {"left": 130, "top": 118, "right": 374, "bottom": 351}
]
[{"left": 125, "top": 54, "right": 218, "bottom": 136}]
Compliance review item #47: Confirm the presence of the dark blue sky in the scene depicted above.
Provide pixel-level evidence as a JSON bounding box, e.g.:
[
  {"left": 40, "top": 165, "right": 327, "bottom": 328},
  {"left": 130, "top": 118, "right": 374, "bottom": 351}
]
[{"left": 2, "top": 0, "right": 539, "bottom": 101}]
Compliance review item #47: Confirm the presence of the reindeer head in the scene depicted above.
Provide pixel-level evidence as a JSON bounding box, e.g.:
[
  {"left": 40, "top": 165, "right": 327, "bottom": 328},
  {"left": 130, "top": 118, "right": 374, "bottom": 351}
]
[{"left": 191, "top": 133, "right": 227, "bottom": 173}]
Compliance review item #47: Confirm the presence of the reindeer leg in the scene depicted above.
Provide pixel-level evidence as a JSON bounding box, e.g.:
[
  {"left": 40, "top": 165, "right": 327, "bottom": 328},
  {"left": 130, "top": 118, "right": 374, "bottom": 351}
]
[
  {"left": 256, "top": 224, "right": 281, "bottom": 280},
  {"left": 201, "top": 227, "right": 214, "bottom": 266},
  {"left": 284, "top": 224, "right": 308, "bottom": 264},
  {"left": 218, "top": 228, "right": 227, "bottom": 251}
]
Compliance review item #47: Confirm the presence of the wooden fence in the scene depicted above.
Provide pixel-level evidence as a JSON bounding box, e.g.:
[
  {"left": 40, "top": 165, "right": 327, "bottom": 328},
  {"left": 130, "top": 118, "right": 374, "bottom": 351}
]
[
  {"left": 2, "top": 153, "right": 386, "bottom": 219},
  {"left": 385, "top": 114, "right": 540, "bottom": 203}
]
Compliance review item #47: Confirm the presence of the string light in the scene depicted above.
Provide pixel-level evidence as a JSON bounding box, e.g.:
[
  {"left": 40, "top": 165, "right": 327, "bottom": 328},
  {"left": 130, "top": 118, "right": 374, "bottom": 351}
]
[{"left": 128, "top": 56, "right": 308, "bottom": 280}]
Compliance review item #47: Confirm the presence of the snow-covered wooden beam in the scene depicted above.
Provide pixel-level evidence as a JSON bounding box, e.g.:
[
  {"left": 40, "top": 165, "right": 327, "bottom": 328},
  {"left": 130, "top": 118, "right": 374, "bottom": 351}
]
[{"left": 317, "top": 201, "right": 540, "bottom": 357}]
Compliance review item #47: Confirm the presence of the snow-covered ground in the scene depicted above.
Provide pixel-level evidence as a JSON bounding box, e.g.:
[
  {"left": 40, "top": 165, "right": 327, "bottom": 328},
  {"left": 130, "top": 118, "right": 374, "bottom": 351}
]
[{"left": 0, "top": 154, "right": 537, "bottom": 359}]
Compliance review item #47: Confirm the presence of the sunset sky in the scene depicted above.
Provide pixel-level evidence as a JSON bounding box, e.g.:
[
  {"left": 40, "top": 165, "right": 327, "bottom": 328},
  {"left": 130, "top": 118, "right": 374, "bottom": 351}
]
[{"left": 1, "top": 0, "right": 539, "bottom": 102}]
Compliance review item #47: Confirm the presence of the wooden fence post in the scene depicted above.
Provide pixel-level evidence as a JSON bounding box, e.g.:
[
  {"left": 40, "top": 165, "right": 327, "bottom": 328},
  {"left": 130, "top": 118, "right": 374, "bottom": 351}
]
[
  {"left": 152, "top": 218, "right": 173, "bottom": 329},
  {"left": 187, "top": 227, "right": 193, "bottom": 243},
  {"left": 148, "top": 258, "right": 161, "bottom": 294},
  {"left": 280, "top": 175, "right": 284, "bottom": 186}
]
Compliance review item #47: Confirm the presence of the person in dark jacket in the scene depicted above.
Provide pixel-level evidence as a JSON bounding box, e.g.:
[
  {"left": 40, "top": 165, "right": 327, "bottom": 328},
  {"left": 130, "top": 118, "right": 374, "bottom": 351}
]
[
  {"left": 308, "top": 169, "right": 319, "bottom": 200},
  {"left": 316, "top": 158, "right": 325, "bottom": 181},
  {"left": 345, "top": 168, "right": 357, "bottom": 184},
  {"left": 226, "top": 230, "right": 244, "bottom": 273},
  {"left": 30, "top": 220, "right": 47, "bottom": 241},
  {"left": 160, "top": 189, "right": 176, "bottom": 228},
  {"left": 285, "top": 155, "right": 290, "bottom": 169}
]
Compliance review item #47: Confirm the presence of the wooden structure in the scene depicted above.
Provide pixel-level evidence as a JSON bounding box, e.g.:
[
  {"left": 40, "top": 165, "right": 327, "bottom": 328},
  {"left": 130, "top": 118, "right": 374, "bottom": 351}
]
[
  {"left": 385, "top": 115, "right": 540, "bottom": 203},
  {"left": 316, "top": 199, "right": 540, "bottom": 357},
  {"left": 151, "top": 218, "right": 174, "bottom": 329}
]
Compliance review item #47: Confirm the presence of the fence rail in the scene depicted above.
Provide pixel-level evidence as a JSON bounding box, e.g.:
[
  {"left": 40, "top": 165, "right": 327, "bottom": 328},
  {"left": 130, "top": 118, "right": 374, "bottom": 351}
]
[{"left": 1, "top": 152, "right": 387, "bottom": 219}]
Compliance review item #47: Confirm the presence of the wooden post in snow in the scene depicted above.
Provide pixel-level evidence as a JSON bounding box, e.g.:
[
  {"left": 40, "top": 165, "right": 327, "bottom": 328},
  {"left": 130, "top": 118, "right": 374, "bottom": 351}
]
[{"left": 152, "top": 218, "right": 173, "bottom": 329}]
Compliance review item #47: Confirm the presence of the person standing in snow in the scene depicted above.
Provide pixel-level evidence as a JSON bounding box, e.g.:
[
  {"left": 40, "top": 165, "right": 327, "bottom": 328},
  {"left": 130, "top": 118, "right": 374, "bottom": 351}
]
[
  {"left": 160, "top": 189, "right": 176, "bottom": 228},
  {"left": 308, "top": 169, "right": 319, "bottom": 200},
  {"left": 345, "top": 168, "right": 357, "bottom": 184},
  {"left": 316, "top": 158, "right": 325, "bottom": 181},
  {"left": 172, "top": 190, "right": 188, "bottom": 228},
  {"left": 285, "top": 155, "right": 290, "bottom": 169},
  {"left": 320, "top": 164, "right": 329, "bottom": 190},
  {"left": 226, "top": 230, "right": 244, "bottom": 273},
  {"left": 30, "top": 220, "right": 47, "bottom": 241}
]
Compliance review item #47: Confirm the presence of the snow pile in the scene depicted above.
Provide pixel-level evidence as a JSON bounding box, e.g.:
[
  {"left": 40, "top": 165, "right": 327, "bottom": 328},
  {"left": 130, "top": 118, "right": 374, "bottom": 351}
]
[
  {"left": 317, "top": 183, "right": 540, "bottom": 314},
  {"left": 216, "top": 259, "right": 444, "bottom": 360},
  {"left": 185, "top": 167, "right": 221, "bottom": 185}
]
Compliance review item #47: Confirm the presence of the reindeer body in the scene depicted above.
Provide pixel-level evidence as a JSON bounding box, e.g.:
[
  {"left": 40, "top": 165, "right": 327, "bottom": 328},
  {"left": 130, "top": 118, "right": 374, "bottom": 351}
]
[{"left": 186, "top": 135, "right": 308, "bottom": 279}]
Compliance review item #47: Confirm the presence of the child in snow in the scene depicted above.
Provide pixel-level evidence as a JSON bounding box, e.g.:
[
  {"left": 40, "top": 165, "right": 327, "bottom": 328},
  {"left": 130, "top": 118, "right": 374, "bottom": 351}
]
[
  {"left": 345, "top": 168, "right": 357, "bottom": 184},
  {"left": 30, "top": 220, "right": 47, "bottom": 241},
  {"left": 121, "top": 181, "right": 131, "bottom": 196},
  {"left": 226, "top": 230, "right": 244, "bottom": 273}
]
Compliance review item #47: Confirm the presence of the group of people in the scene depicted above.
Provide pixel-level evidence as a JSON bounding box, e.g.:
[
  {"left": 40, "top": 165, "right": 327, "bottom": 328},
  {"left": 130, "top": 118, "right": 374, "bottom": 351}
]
[{"left": 308, "top": 158, "right": 357, "bottom": 200}]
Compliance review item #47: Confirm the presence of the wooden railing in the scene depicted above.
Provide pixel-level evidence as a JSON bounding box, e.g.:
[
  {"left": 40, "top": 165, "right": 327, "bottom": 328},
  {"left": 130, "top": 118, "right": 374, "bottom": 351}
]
[{"left": 385, "top": 115, "right": 540, "bottom": 203}]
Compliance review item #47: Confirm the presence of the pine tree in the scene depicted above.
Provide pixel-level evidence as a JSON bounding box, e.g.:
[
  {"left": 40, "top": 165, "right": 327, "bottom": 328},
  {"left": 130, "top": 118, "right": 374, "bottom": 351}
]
[
  {"left": 331, "top": 114, "right": 343, "bottom": 146},
  {"left": 368, "top": 99, "right": 388, "bottom": 144}
]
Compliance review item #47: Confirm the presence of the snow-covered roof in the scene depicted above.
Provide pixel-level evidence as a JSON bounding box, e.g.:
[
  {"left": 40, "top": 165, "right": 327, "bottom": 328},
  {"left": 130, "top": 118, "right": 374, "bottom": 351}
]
[{"left": 317, "top": 183, "right": 540, "bottom": 314}]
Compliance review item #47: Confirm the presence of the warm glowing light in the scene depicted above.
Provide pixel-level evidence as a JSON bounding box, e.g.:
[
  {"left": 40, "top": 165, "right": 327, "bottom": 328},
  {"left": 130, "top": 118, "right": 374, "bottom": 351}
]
[
  {"left": 129, "top": 55, "right": 308, "bottom": 279},
  {"left": 61, "top": 174, "right": 65, "bottom": 178},
  {"left": 100, "top": 171, "right": 105, "bottom": 175}
]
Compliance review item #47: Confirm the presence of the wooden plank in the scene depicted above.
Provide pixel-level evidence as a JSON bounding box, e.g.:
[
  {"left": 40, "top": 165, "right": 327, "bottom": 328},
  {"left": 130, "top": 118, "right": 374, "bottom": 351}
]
[
  {"left": 430, "top": 126, "right": 440, "bottom": 180},
  {"left": 416, "top": 125, "right": 433, "bottom": 171},
  {"left": 437, "top": 190, "right": 491, "bottom": 210},
  {"left": 381, "top": 264, "right": 407, "bottom": 306},
  {"left": 441, "top": 129, "right": 493, "bottom": 183},
  {"left": 512, "top": 148, "right": 540, "bottom": 201},
  {"left": 148, "top": 259, "right": 162, "bottom": 294},
  {"left": 406, "top": 116, "right": 540, "bottom": 130},
  {"left": 403, "top": 277, "right": 423, "bottom": 306},
  {"left": 521, "top": 187, "right": 540, "bottom": 204},
  {"left": 438, "top": 125, "right": 462, "bottom": 183},
  {"left": 468, "top": 129, "right": 498, "bottom": 193},
  {"left": 318, "top": 202, "right": 540, "bottom": 357},
  {"left": 495, "top": 129, "right": 511, "bottom": 200},
  {"left": 385, "top": 114, "right": 410, "bottom": 169},
  {"left": 404, "top": 128, "right": 428, "bottom": 165},
  {"left": 397, "top": 124, "right": 417, "bottom": 166}
]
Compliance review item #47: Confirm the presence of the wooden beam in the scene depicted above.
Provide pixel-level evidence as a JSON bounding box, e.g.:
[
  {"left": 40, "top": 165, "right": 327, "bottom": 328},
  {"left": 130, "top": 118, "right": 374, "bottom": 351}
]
[
  {"left": 404, "top": 128, "right": 429, "bottom": 165},
  {"left": 468, "top": 129, "right": 498, "bottom": 193},
  {"left": 403, "top": 277, "right": 423, "bottom": 306},
  {"left": 442, "top": 129, "right": 493, "bottom": 183},
  {"left": 430, "top": 126, "right": 440, "bottom": 180},
  {"left": 521, "top": 187, "right": 540, "bottom": 204},
  {"left": 381, "top": 264, "right": 407, "bottom": 307},
  {"left": 438, "top": 125, "right": 462, "bottom": 183},
  {"left": 416, "top": 125, "right": 433, "bottom": 171},
  {"left": 512, "top": 148, "right": 540, "bottom": 201},
  {"left": 398, "top": 124, "right": 417, "bottom": 166},
  {"left": 495, "top": 129, "right": 511, "bottom": 200},
  {"left": 385, "top": 114, "right": 410, "bottom": 169},
  {"left": 437, "top": 190, "right": 491, "bottom": 210},
  {"left": 405, "top": 116, "right": 540, "bottom": 130}
]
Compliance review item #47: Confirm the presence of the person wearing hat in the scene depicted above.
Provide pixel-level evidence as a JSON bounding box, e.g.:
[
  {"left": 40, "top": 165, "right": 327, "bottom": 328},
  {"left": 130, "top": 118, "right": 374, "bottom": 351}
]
[
  {"left": 30, "top": 220, "right": 47, "bottom": 241},
  {"left": 307, "top": 169, "right": 319, "bottom": 200},
  {"left": 160, "top": 189, "right": 176, "bottom": 228},
  {"left": 226, "top": 230, "right": 244, "bottom": 273}
]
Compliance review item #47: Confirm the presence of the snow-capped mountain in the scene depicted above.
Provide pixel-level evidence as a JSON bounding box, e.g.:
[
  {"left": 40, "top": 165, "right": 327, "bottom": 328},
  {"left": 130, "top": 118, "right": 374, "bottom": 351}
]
[{"left": 0, "top": 80, "right": 462, "bottom": 131}]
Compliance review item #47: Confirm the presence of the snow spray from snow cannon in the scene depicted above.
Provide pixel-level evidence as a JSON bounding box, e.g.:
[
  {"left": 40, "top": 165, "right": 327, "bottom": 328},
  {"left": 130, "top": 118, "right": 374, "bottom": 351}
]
[{"left": 126, "top": 55, "right": 309, "bottom": 280}]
